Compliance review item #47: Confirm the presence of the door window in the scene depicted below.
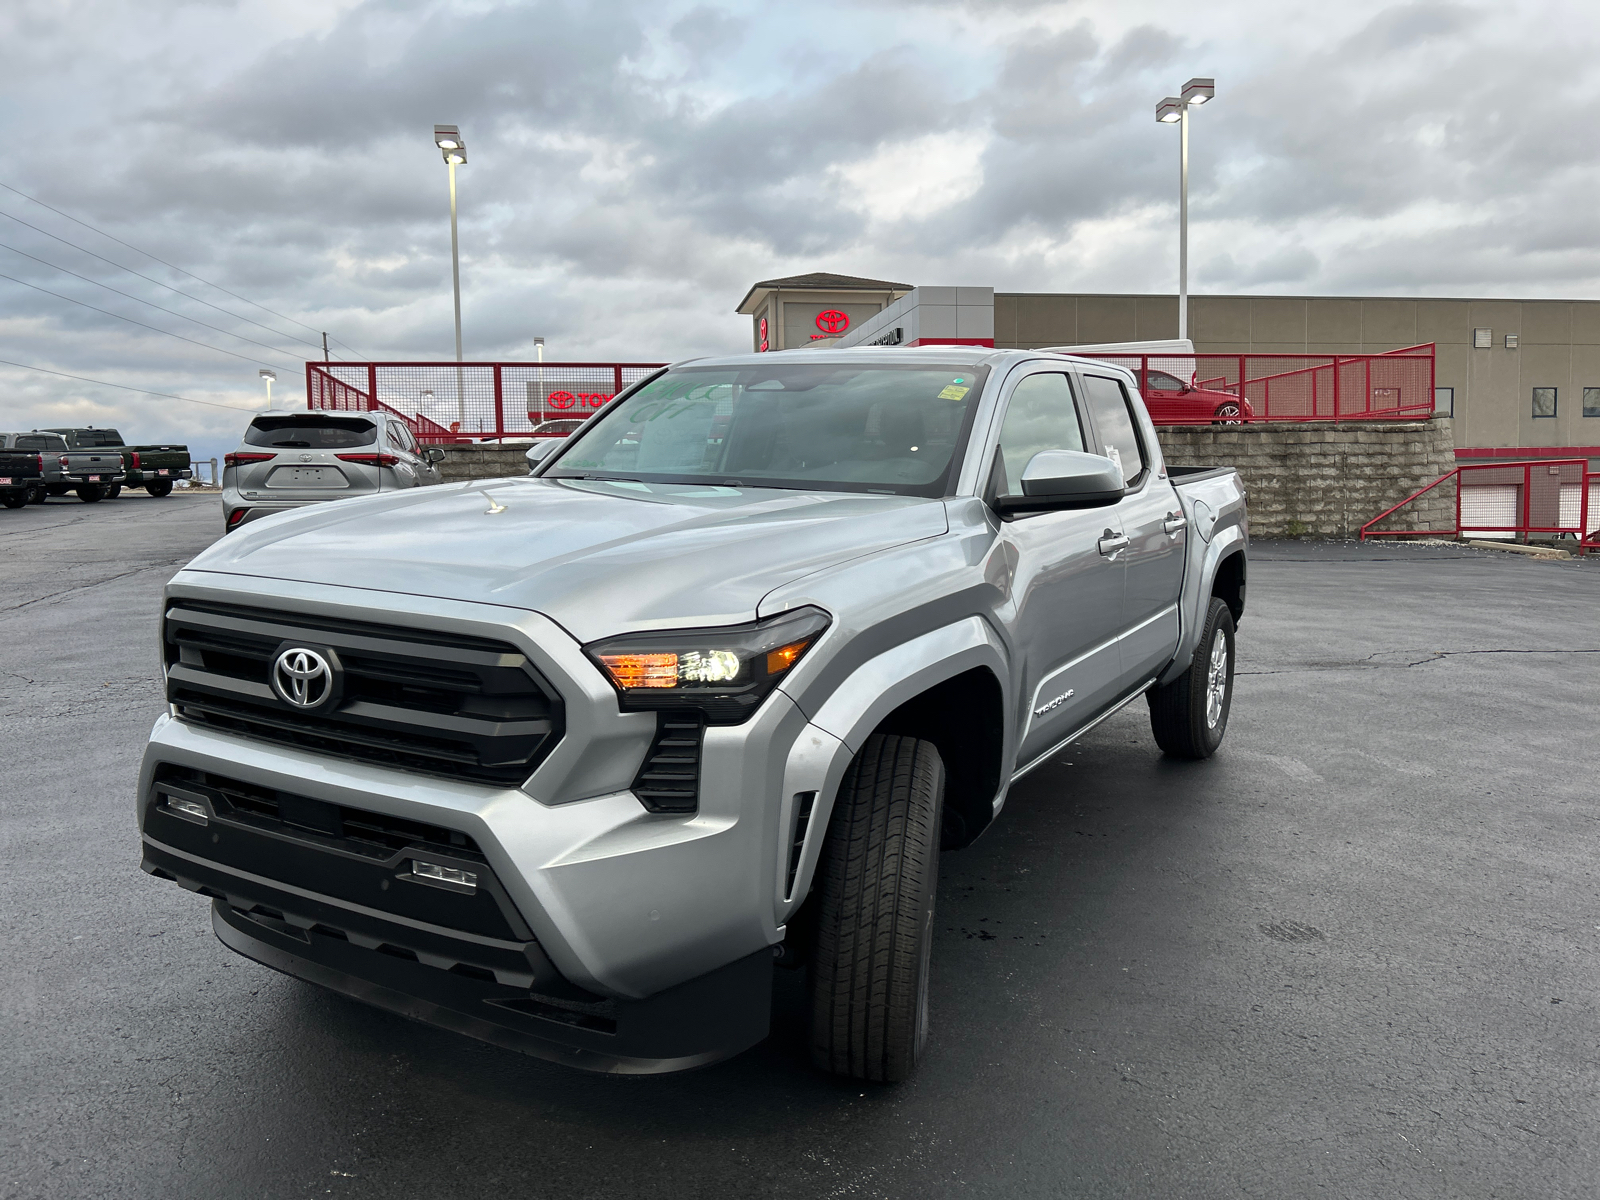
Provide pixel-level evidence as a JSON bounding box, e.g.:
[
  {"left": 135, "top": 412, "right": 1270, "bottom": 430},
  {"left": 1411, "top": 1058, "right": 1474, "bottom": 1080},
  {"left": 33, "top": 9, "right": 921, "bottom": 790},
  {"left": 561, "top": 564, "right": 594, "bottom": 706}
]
[
  {"left": 993, "top": 373, "right": 1085, "bottom": 496},
  {"left": 1081, "top": 375, "right": 1148, "bottom": 485}
]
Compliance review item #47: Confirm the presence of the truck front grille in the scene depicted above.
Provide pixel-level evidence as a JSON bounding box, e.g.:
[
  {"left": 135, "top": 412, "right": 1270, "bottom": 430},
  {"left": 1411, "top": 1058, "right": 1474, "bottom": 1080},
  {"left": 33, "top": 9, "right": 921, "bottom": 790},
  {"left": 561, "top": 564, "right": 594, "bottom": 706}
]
[{"left": 164, "top": 600, "right": 563, "bottom": 786}]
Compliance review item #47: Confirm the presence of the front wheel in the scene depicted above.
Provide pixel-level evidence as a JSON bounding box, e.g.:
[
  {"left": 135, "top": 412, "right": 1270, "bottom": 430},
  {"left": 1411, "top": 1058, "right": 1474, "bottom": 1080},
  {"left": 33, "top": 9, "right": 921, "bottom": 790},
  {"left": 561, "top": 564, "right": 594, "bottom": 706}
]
[
  {"left": 809, "top": 734, "right": 944, "bottom": 1083},
  {"left": 145, "top": 480, "right": 173, "bottom": 498},
  {"left": 1211, "top": 402, "right": 1245, "bottom": 425},
  {"left": 1148, "top": 596, "right": 1236, "bottom": 759},
  {"left": 76, "top": 484, "right": 103, "bottom": 503}
]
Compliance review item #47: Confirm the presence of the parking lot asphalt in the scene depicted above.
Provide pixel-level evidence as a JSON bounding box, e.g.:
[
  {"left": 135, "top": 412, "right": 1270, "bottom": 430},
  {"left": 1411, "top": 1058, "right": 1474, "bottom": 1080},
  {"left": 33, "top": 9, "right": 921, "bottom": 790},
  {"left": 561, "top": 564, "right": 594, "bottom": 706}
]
[{"left": 3, "top": 494, "right": 1598, "bottom": 1200}]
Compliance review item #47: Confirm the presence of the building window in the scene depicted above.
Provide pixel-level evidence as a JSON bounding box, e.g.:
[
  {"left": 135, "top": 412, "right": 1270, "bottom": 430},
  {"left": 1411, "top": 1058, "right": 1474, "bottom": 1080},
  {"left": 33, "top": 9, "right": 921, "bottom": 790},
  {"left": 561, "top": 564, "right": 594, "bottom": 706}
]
[
  {"left": 1433, "top": 387, "right": 1454, "bottom": 417},
  {"left": 1473, "top": 328, "right": 1492, "bottom": 349},
  {"left": 1531, "top": 387, "right": 1557, "bottom": 418},
  {"left": 1584, "top": 388, "right": 1600, "bottom": 417}
]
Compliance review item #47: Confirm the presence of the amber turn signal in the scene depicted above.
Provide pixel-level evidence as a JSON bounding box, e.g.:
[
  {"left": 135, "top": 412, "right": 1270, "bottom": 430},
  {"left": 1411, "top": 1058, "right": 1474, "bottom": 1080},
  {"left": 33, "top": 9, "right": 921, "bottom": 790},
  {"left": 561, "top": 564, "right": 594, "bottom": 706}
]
[
  {"left": 597, "top": 652, "right": 678, "bottom": 689},
  {"left": 766, "top": 639, "right": 812, "bottom": 676}
]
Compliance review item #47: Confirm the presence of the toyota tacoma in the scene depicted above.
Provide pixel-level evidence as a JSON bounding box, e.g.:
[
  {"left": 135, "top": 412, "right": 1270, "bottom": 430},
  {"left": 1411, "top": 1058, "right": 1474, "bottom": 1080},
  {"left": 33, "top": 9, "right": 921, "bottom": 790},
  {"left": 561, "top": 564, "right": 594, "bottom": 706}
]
[{"left": 138, "top": 348, "right": 1247, "bottom": 1081}]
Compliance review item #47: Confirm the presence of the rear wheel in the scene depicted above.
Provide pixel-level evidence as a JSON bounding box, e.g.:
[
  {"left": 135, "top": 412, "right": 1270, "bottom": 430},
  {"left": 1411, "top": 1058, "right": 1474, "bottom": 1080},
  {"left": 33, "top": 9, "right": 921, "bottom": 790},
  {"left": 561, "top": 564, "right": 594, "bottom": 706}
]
[
  {"left": 76, "top": 484, "right": 103, "bottom": 503},
  {"left": 28, "top": 484, "right": 46, "bottom": 504},
  {"left": 1148, "top": 596, "right": 1235, "bottom": 759},
  {"left": 46, "top": 484, "right": 69, "bottom": 496},
  {"left": 809, "top": 733, "right": 944, "bottom": 1083},
  {"left": 2, "top": 492, "right": 25, "bottom": 509},
  {"left": 104, "top": 484, "right": 123, "bottom": 499},
  {"left": 145, "top": 480, "right": 174, "bottom": 498}
]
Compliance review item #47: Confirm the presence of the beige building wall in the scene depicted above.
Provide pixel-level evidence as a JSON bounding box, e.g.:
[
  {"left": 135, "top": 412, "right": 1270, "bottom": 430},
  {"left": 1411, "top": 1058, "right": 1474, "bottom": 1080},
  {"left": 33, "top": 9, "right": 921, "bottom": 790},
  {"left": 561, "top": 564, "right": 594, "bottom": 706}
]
[{"left": 997, "top": 293, "right": 1600, "bottom": 455}]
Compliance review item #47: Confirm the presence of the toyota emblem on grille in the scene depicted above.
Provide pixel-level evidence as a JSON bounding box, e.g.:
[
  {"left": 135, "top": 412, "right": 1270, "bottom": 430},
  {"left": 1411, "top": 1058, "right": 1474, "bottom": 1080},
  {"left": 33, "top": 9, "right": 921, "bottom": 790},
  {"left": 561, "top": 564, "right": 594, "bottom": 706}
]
[{"left": 271, "top": 647, "right": 335, "bottom": 709}]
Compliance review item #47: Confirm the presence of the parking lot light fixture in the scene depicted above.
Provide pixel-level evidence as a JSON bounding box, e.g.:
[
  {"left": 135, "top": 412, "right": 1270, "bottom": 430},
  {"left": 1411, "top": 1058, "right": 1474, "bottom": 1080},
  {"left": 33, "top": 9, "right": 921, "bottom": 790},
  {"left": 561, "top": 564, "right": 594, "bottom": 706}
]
[
  {"left": 1157, "top": 78, "right": 1217, "bottom": 340},
  {"left": 433, "top": 125, "right": 468, "bottom": 425},
  {"left": 258, "top": 368, "right": 276, "bottom": 407}
]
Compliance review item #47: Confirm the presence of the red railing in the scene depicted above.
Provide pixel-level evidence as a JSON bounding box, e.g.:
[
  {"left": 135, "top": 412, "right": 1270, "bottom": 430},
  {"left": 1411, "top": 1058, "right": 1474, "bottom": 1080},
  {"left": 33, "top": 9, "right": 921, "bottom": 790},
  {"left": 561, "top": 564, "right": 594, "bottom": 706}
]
[
  {"left": 307, "top": 361, "right": 668, "bottom": 443},
  {"left": 1360, "top": 459, "right": 1598, "bottom": 552},
  {"left": 1080, "top": 345, "right": 1435, "bottom": 424}
]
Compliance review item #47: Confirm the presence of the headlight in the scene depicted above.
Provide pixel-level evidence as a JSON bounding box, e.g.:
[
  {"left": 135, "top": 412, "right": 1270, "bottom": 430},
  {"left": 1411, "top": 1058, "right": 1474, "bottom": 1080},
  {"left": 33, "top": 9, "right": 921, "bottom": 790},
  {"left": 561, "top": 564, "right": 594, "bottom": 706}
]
[{"left": 585, "top": 606, "right": 831, "bottom": 723}]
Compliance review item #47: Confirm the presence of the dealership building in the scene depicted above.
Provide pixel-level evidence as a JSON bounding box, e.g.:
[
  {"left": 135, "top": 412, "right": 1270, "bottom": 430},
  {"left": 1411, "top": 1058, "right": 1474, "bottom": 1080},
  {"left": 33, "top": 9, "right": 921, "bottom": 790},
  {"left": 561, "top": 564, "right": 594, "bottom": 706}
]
[{"left": 736, "top": 272, "right": 1600, "bottom": 467}]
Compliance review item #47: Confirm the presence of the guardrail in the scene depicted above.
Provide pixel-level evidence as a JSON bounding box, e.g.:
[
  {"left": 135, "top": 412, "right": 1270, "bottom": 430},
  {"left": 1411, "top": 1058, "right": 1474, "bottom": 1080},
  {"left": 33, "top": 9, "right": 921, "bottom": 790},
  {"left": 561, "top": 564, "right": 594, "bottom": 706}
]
[
  {"left": 1360, "top": 459, "right": 1599, "bottom": 552},
  {"left": 307, "top": 361, "right": 668, "bottom": 443},
  {"left": 1079, "top": 344, "right": 1435, "bottom": 424}
]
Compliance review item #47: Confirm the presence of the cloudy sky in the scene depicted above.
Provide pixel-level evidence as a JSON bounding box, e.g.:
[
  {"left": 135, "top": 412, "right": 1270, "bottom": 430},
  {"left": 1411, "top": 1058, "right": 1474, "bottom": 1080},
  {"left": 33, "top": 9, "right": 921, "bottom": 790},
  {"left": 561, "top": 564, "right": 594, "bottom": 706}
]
[{"left": 3, "top": 0, "right": 1598, "bottom": 453}]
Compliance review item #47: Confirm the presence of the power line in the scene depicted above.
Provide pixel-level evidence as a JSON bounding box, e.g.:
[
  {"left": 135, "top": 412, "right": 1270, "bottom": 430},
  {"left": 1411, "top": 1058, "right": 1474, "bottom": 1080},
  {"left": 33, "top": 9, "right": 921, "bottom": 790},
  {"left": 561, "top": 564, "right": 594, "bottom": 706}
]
[
  {"left": 0, "top": 204, "right": 326, "bottom": 356},
  {"left": 0, "top": 180, "right": 337, "bottom": 345},
  {"left": 329, "top": 334, "right": 375, "bottom": 360},
  {"left": 0, "top": 357, "right": 256, "bottom": 411},
  {"left": 0, "top": 240, "right": 305, "bottom": 366},
  {"left": 0, "top": 269, "right": 286, "bottom": 369}
]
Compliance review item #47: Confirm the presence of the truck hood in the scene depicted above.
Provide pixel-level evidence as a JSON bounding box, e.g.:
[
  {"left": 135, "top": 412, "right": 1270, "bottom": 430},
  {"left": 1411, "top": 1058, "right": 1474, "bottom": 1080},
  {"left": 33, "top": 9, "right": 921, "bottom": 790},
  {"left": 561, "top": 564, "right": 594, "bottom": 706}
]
[{"left": 186, "top": 477, "right": 949, "bottom": 642}]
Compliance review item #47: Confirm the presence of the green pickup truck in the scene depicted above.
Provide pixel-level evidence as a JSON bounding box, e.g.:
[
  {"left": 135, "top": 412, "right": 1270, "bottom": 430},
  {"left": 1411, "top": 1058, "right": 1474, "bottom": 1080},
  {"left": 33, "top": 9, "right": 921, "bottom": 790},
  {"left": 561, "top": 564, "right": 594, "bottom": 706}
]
[{"left": 46, "top": 427, "right": 192, "bottom": 497}]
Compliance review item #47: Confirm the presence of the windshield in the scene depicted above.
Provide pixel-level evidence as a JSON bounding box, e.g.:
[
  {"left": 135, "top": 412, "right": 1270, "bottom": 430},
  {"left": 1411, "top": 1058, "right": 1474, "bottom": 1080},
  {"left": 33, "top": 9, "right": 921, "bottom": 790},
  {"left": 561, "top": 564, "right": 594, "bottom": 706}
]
[
  {"left": 244, "top": 417, "right": 377, "bottom": 449},
  {"left": 546, "top": 363, "right": 988, "bottom": 496}
]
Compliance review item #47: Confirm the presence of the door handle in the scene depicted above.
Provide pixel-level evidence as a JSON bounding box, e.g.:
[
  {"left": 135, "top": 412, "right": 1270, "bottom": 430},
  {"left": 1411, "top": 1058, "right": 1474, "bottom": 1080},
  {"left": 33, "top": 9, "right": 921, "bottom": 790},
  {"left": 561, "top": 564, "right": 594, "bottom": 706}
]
[
  {"left": 1164, "top": 514, "right": 1187, "bottom": 536},
  {"left": 1097, "top": 532, "right": 1130, "bottom": 556}
]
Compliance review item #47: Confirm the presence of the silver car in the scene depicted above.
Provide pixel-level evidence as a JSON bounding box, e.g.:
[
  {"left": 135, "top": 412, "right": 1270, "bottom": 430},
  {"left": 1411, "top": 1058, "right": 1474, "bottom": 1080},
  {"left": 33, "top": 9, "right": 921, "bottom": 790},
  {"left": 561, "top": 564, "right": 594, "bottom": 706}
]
[{"left": 223, "top": 410, "right": 445, "bottom": 532}]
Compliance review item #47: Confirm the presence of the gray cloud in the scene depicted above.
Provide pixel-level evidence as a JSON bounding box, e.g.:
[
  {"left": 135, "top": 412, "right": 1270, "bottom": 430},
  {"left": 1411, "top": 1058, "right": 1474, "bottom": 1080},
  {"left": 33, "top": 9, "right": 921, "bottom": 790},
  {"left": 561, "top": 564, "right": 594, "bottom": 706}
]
[{"left": 3, "top": 0, "right": 1600, "bottom": 447}]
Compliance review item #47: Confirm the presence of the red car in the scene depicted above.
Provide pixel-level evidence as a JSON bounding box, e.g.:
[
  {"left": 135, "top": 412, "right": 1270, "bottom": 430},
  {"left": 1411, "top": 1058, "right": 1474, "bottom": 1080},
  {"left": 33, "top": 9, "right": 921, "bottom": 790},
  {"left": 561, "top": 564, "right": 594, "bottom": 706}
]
[{"left": 1137, "top": 368, "right": 1253, "bottom": 425}]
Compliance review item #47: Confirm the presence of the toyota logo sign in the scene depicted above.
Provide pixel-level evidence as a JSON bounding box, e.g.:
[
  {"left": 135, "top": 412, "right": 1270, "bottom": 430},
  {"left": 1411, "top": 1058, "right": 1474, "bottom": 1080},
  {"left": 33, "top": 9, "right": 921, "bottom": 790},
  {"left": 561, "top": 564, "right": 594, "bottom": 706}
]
[
  {"left": 270, "top": 647, "right": 338, "bottom": 710},
  {"left": 815, "top": 309, "right": 850, "bottom": 335}
]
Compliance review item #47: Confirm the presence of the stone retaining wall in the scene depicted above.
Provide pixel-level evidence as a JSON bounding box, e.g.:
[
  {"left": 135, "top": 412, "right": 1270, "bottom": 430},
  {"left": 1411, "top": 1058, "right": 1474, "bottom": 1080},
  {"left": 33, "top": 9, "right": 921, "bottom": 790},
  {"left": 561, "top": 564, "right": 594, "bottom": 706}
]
[
  {"left": 1154, "top": 420, "right": 1456, "bottom": 538},
  {"left": 436, "top": 424, "right": 1458, "bottom": 540},
  {"left": 434, "top": 443, "right": 532, "bottom": 484}
]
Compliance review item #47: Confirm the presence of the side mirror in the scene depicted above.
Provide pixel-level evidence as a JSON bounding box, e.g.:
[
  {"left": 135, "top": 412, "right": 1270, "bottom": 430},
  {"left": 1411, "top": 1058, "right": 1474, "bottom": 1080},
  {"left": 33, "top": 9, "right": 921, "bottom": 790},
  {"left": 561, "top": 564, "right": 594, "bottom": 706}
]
[
  {"left": 995, "top": 449, "right": 1125, "bottom": 513},
  {"left": 423, "top": 446, "right": 447, "bottom": 464},
  {"left": 525, "top": 441, "right": 557, "bottom": 473}
]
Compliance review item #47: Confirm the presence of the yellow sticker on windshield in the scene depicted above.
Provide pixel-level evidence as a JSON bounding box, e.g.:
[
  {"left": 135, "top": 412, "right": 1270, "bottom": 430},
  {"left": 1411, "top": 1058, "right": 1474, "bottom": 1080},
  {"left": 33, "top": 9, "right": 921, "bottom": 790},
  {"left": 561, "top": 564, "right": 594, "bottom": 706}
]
[{"left": 939, "top": 385, "right": 970, "bottom": 401}]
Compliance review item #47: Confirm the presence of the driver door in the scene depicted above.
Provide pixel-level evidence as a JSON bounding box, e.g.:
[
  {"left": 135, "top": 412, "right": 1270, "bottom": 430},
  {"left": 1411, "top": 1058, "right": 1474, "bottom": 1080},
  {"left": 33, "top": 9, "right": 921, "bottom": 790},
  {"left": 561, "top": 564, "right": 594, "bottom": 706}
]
[{"left": 991, "top": 370, "right": 1128, "bottom": 770}]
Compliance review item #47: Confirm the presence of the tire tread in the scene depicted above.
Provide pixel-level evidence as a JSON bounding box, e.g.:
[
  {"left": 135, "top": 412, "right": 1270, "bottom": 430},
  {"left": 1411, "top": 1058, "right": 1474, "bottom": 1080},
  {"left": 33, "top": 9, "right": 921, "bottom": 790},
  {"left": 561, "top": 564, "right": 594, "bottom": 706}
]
[{"left": 810, "top": 734, "right": 942, "bottom": 1082}]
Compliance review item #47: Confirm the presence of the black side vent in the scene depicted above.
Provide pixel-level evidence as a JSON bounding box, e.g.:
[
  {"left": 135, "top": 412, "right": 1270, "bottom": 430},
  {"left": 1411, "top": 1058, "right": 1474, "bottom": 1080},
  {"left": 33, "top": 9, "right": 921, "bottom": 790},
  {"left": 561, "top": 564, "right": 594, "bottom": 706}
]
[
  {"left": 631, "top": 712, "right": 705, "bottom": 814},
  {"left": 785, "top": 791, "right": 817, "bottom": 897}
]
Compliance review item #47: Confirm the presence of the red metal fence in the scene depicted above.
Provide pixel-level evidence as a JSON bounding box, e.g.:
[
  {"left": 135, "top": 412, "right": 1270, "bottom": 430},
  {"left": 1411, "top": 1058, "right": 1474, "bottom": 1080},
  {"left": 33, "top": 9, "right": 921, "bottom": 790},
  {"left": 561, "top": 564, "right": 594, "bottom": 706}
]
[
  {"left": 1080, "top": 344, "right": 1435, "bottom": 424},
  {"left": 311, "top": 348, "right": 1435, "bottom": 437},
  {"left": 1361, "top": 459, "right": 1599, "bottom": 552},
  {"left": 307, "top": 361, "right": 668, "bottom": 443}
]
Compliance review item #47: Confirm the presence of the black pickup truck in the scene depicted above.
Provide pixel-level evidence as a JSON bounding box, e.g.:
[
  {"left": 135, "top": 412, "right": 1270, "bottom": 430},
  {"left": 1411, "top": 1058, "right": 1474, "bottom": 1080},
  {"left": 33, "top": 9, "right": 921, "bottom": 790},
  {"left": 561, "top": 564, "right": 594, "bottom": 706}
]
[
  {"left": 0, "top": 445, "right": 43, "bottom": 508},
  {"left": 46, "top": 427, "right": 192, "bottom": 497}
]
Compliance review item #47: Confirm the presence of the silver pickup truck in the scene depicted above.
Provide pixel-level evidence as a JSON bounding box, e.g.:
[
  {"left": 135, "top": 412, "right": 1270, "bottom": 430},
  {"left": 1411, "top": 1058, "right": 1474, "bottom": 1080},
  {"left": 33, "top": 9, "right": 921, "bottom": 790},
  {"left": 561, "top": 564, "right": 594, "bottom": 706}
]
[
  {"left": 137, "top": 348, "right": 1247, "bottom": 1081},
  {"left": 0, "top": 431, "right": 126, "bottom": 502}
]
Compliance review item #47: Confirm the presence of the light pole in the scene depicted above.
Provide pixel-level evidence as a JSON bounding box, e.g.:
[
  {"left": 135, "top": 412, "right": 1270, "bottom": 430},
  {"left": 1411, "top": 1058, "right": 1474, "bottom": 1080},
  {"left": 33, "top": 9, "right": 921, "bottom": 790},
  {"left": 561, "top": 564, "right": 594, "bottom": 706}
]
[
  {"left": 434, "top": 124, "right": 468, "bottom": 428},
  {"left": 533, "top": 336, "right": 545, "bottom": 429},
  {"left": 258, "top": 368, "right": 276, "bottom": 408},
  {"left": 1156, "top": 78, "right": 1214, "bottom": 341}
]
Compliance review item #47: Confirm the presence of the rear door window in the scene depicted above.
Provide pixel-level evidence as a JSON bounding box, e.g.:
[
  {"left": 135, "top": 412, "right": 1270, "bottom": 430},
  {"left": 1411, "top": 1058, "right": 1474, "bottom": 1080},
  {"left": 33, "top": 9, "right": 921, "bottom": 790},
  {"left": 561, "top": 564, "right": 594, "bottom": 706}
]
[
  {"left": 244, "top": 418, "right": 377, "bottom": 449},
  {"left": 1080, "top": 374, "right": 1149, "bottom": 485}
]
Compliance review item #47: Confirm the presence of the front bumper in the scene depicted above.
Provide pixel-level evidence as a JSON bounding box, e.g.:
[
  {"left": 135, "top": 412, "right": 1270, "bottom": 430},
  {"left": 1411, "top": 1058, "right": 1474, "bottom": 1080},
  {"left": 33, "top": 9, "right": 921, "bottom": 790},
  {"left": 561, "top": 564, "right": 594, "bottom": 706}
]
[{"left": 140, "top": 837, "right": 771, "bottom": 1074}]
